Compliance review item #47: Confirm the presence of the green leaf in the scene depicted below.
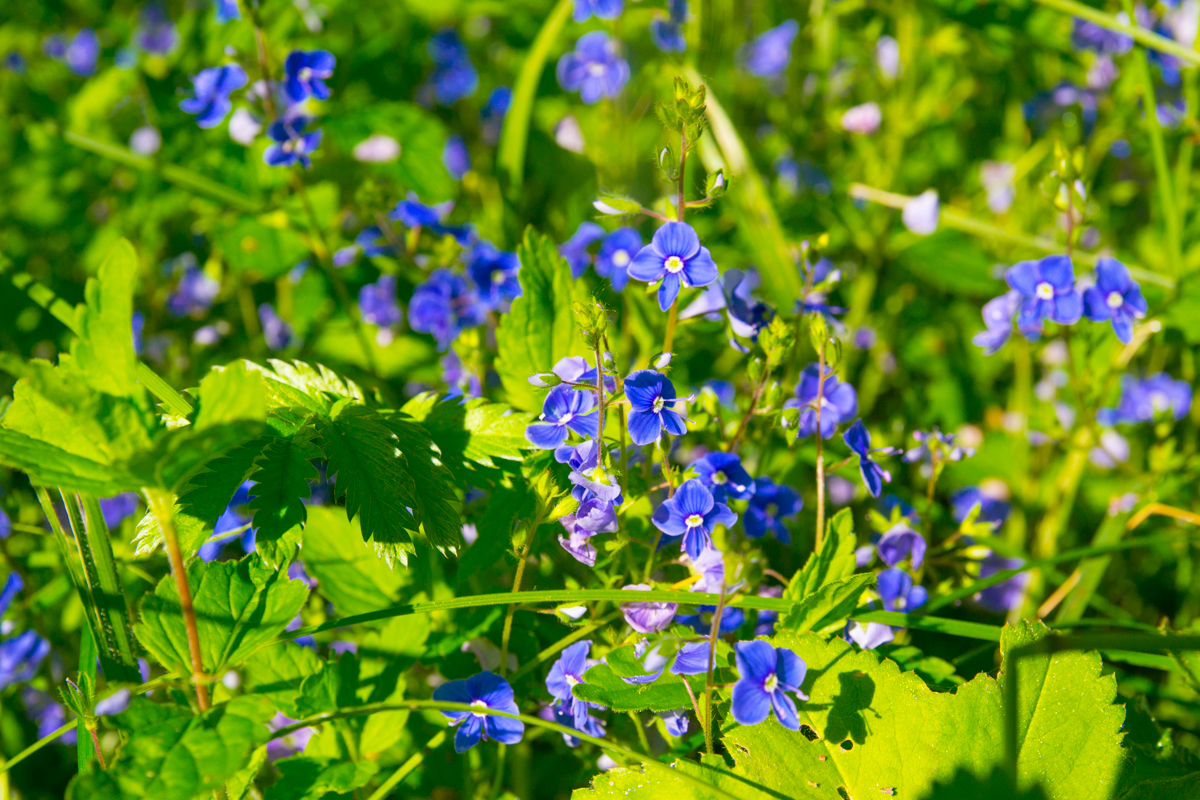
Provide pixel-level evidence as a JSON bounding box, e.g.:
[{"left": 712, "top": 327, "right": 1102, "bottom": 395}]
[
  {"left": 575, "top": 623, "right": 1126, "bottom": 800},
  {"left": 323, "top": 100, "right": 454, "bottom": 201},
  {"left": 494, "top": 227, "right": 590, "bottom": 413},
  {"left": 897, "top": 229, "right": 999, "bottom": 295},
  {"left": 0, "top": 428, "right": 139, "bottom": 495},
  {"left": 244, "top": 358, "right": 365, "bottom": 417},
  {"left": 401, "top": 394, "right": 532, "bottom": 483},
  {"left": 136, "top": 555, "right": 308, "bottom": 675},
  {"left": 68, "top": 237, "right": 140, "bottom": 399},
  {"left": 315, "top": 402, "right": 420, "bottom": 566},
  {"left": 219, "top": 218, "right": 310, "bottom": 280},
  {"left": 243, "top": 642, "right": 324, "bottom": 719},
  {"left": 265, "top": 756, "right": 380, "bottom": 800},
  {"left": 780, "top": 573, "right": 875, "bottom": 633},
  {"left": 300, "top": 506, "right": 409, "bottom": 616},
  {"left": 247, "top": 428, "right": 321, "bottom": 568},
  {"left": 192, "top": 363, "right": 268, "bottom": 432},
  {"left": 785, "top": 508, "right": 857, "bottom": 601},
  {"left": 381, "top": 416, "right": 462, "bottom": 555},
  {"left": 573, "top": 663, "right": 705, "bottom": 714},
  {"left": 65, "top": 695, "right": 274, "bottom": 800}
]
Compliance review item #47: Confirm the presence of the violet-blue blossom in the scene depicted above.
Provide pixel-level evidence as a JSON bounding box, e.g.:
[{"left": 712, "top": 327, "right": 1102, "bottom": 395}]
[
  {"left": 784, "top": 364, "right": 858, "bottom": 439},
  {"left": 136, "top": 4, "right": 178, "bottom": 55},
  {"left": 1098, "top": 373, "right": 1193, "bottom": 426},
  {"left": 467, "top": 241, "right": 521, "bottom": 310},
  {"left": 433, "top": 671, "right": 524, "bottom": 752},
  {"left": 444, "top": 135, "right": 471, "bottom": 179},
  {"left": 670, "top": 641, "right": 711, "bottom": 675},
  {"left": 754, "top": 586, "right": 784, "bottom": 637},
  {"left": 846, "top": 621, "right": 894, "bottom": 650},
  {"left": 743, "top": 477, "right": 802, "bottom": 543},
  {"left": 877, "top": 568, "right": 928, "bottom": 612},
  {"left": 546, "top": 641, "right": 604, "bottom": 729},
  {"left": 690, "top": 452, "right": 754, "bottom": 502},
  {"left": 730, "top": 641, "right": 808, "bottom": 730},
  {"left": 574, "top": 0, "right": 623, "bottom": 22},
  {"left": 1072, "top": 17, "right": 1133, "bottom": 54},
  {"left": 625, "top": 369, "right": 688, "bottom": 445},
  {"left": 526, "top": 385, "right": 599, "bottom": 449},
  {"left": 263, "top": 115, "right": 323, "bottom": 168},
  {"left": 595, "top": 228, "right": 642, "bottom": 292},
  {"left": 560, "top": 222, "right": 605, "bottom": 279},
  {"left": 180, "top": 64, "right": 248, "bottom": 128},
  {"left": 676, "top": 605, "right": 744, "bottom": 636},
  {"left": 650, "top": 0, "right": 688, "bottom": 53},
  {"left": 23, "top": 688, "right": 74, "bottom": 743},
  {"left": 651, "top": 478, "right": 736, "bottom": 559},
  {"left": 876, "top": 523, "right": 926, "bottom": 569},
  {"left": 680, "top": 268, "right": 774, "bottom": 350},
  {"left": 99, "top": 493, "right": 140, "bottom": 529},
  {"left": 741, "top": 20, "right": 799, "bottom": 78},
  {"left": 167, "top": 264, "right": 220, "bottom": 317},
  {"left": 481, "top": 86, "right": 512, "bottom": 145},
  {"left": 661, "top": 709, "right": 689, "bottom": 737},
  {"left": 903, "top": 427, "right": 973, "bottom": 464},
  {"left": 283, "top": 50, "right": 335, "bottom": 103},
  {"left": 558, "top": 527, "right": 597, "bottom": 567},
  {"left": 213, "top": 0, "right": 241, "bottom": 23},
  {"left": 65, "top": 29, "right": 99, "bottom": 77},
  {"left": 620, "top": 584, "right": 677, "bottom": 633},
  {"left": 977, "top": 554, "right": 1030, "bottom": 613},
  {"left": 427, "top": 30, "right": 478, "bottom": 105},
  {"left": 1005, "top": 255, "right": 1083, "bottom": 332},
  {"left": 258, "top": 303, "right": 294, "bottom": 350},
  {"left": 359, "top": 275, "right": 402, "bottom": 328},
  {"left": 408, "top": 269, "right": 486, "bottom": 350},
  {"left": 843, "top": 420, "right": 893, "bottom": 498},
  {"left": 973, "top": 290, "right": 1022, "bottom": 355},
  {"left": 628, "top": 222, "right": 718, "bottom": 311},
  {"left": 0, "top": 574, "right": 49, "bottom": 691},
  {"left": 557, "top": 32, "right": 630, "bottom": 105},
  {"left": 950, "top": 486, "right": 1011, "bottom": 527},
  {"left": 1082, "top": 258, "right": 1146, "bottom": 344}
]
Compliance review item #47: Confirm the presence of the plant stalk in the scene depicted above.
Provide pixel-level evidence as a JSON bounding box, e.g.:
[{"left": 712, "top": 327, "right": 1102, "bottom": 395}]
[
  {"left": 814, "top": 343, "right": 827, "bottom": 548},
  {"left": 499, "top": 511, "right": 546, "bottom": 676}
]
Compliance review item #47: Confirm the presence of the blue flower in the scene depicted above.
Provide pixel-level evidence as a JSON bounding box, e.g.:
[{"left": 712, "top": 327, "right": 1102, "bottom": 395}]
[
  {"left": 1023, "top": 82, "right": 1099, "bottom": 134},
  {"left": 903, "top": 428, "right": 973, "bottom": 464},
  {"left": 879, "top": 495, "right": 920, "bottom": 525},
  {"left": 846, "top": 621, "right": 894, "bottom": 650},
  {"left": 427, "top": 30, "right": 478, "bottom": 105},
  {"left": 676, "top": 605, "right": 744, "bottom": 636},
  {"left": 977, "top": 554, "right": 1030, "bottom": 613},
  {"left": 628, "top": 222, "right": 719, "bottom": 311},
  {"left": 540, "top": 355, "right": 617, "bottom": 393},
  {"left": 743, "top": 477, "right": 802, "bottom": 543},
  {"left": 557, "top": 32, "right": 631, "bottom": 105},
  {"left": 876, "top": 523, "right": 926, "bottom": 569},
  {"left": 1082, "top": 258, "right": 1147, "bottom": 344},
  {"left": 972, "top": 290, "right": 1023, "bottom": 355},
  {"left": 549, "top": 700, "right": 606, "bottom": 747},
  {"left": 63, "top": 29, "right": 99, "bottom": 77},
  {"left": 669, "top": 641, "right": 711, "bottom": 676},
  {"left": 741, "top": 20, "right": 799, "bottom": 78},
  {"left": 574, "top": 0, "right": 624, "bottom": 21},
  {"left": 467, "top": 241, "right": 521, "bottom": 310},
  {"left": 651, "top": 478, "right": 736, "bottom": 559},
  {"left": 283, "top": 50, "right": 336, "bottom": 103},
  {"left": 660, "top": 709, "right": 690, "bottom": 736},
  {"left": 408, "top": 269, "right": 486, "bottom": 350},
  {"left": 595, "top": 228, "right": 642, "bottom": 292},
  {"left": 180, "top": 64, "right": 248, "bottom": 128},
  {"left": 1098, "top": 373, "right": 1193, "bottom": 426},
  {"left": 690, "top": 452, "right": 754, "bottom": 502},
  {"left": 1071, "top": 17, "right": 1133, "bottom": 54},
  {"left": 2, "top": 51, "right": 27, "bottom": 75},
  {"left": 23, "top": 688, "right": 74, "bottom": 744},
  {"left": 482, "top": 86, "right": 512, "bottom": 145},
  {"left": 843, "top": 420, "right": 892, "bottom": 498},
  {"left": 444, "top": 135, "right": 471, "bottom": 179},
  {"left": 560, "top": 222, "right": 606, "bottom": 279},
  {"left": 0, "top": 575, "right": 50, "bottom": 691},
  {"left": 650, "top": 0, "right": 688, "bottom": 52},
  {"left": 258, "top": 303, "right": 295, "bottom": 350},
  {"left": 136, "top": 4, "right": 178, "bottom": 55},
  {"left": 545, "top": 641, "right": 604, "bottom": 729},
  {"left": 526, "top": 385, "right": 599, "bottom": 449},
  {"left": 730, "top": 641, "right": 808, "bottom": 730},
  {"left": 784, "top": 364, "right": 858, "bottom": 439},
  {"left": 555, "top": 438, "right": 600, "bottom": 473},
  {"left": 167, "top": 264, "right": 220, "bottom": 317},
  {"left": 680, "top": 268, "right": 774, "bottom": 351},
  {"left": 433, "top": 671, "right": 524, "bottom": 752},
  {"left": 877, "top": 568, "right": 928, "bottom": 612},
  {"left": 213, "top": 0, "right": 241, "bottom": 23},
  {"left": 620, "top": 584, "right": 678, "bottom": 632},
  {"left": 263, "top": 115, "right": 323, "bottom": 168},
  {"left": 625, "top": 369, "right": 688, "bottom": 445},
  {"left": 359, "top": 275, "right": 402, "bottom": 328},
  {"left": 99, "top": 493, "right": 140, "bottom": 529},
  {"left": 1005, "top": 255, "right": 1083, "bottom": 332},
  {"left": 950, "top": 486, "right": 1011, "bottom": 527}
]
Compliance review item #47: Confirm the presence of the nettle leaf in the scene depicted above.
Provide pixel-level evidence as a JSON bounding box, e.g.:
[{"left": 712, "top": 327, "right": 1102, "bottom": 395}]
[
  {"left": 68, "top": 237, "right": 141, "bottom": 399},
  {"left": 494, "top": 227, "right": 590, "bottom": 414},
  {"left": 244, "top": 358, "right": 365, "bottom": 417},
  {"left": 136, "top": 555, "right": 308, "bottom": 675},
  {"left": 247, "top": 427, "right": 321, "bottom": 568},
  {"left": 401, "top": 394, "right": 532, "bottom": 485},
  {"left": 265, "top": 756, "right": 380, "bottom": 800},
  {"left": 0, "top": 428, "right": 139, "bottom": 495},
  {"left": 457, "top": 484, "right": 531, "bottom": 589},
  {"left": 66, "top": 695, "right": 273, "bottom": 800},
  {"left": 780, "top": 573, "right": 875, "bottom": 633},
  {"left": 785, "top": 508, "right": 857, "bottom": 601},
  {"left": 301, "top": 506, "right": 409, "bottom": 616},
  {"left": 575, "top": 622, "right": 1126, "bottom": 800},
  {"left": 243, "top": 642, "right": 324, "bottom": 718},
  {"left": 382, "top": 416, "right": 461, "bottom": 555}
]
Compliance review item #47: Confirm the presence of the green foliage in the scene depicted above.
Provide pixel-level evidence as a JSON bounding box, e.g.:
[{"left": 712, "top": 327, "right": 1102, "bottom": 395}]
[
  {"left": 300, "top": 506, "right": 408, "bottom": 616},
  {"left": 265, "top": 756, "right": 380, "bottom": 800},
  {"left": 218, "top": 219, "right": 311, "bottom": 281},
  {"left": 781, "top": 572, "right": 876, "bottom": 633},
  {"left": 243, "top": 642, "right": 324, "bottom": 719},
  {"left": 68, "top": 237, "right": 141, "bottom": 399},
  {"left": 402, "top": 394, "right": 533, "bottom": 484},
  {"left": 246, "top": 429, "right": 321, "bottom": 568},
  {"left": 785, "top": 508, "right": 858, "bottom": 602}
]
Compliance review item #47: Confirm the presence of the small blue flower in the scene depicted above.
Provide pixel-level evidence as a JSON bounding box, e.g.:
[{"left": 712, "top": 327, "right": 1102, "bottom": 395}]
[
  {"left": 743, "top": 477, "right": 802, "bottom": 543},
  {"left": 620, "top": 584, "right": 678, "bottom": 632},
  {"left": 661, "top": 709, "right": 690, "bottom": 737},
  {"left": 1082, "top": 258, "right": 1147, "bottom": 344},
  {"left": 741, "top": 20, "right": 799, "bottom": 78},
  {"left": 950, "top": 486, "right": 1011, "bottom": 527},
  {"left": 557, "top": 32, "right": 631, "bottom": 105},
  {"left": 23, "top": 689, "right": 74, "bottom": 744},
  {"left": 560, "top": 222, "right": 606, "bottom": 279},
  {"left": 1005, "top": 255, "right": 1083, "bottom": 332},
  {"left": 680, "top": 268, "right": 774, "bottom": 351},
  {"left": 64, "top": 29, "right": 99, "bottom": 76},
  {"left": 356, "top": 226, "right": 396, "bottom": 258},
  {"left": 973, "top": 290, "right": 1023, "bottom": 355},
  {"left": 628, "top": 222, "right": 719, "bottom": 311},
  {"left": 625, "top": 369, "right": 688, "bottom": 445},
  {"left": 0, "top": 575, "right": 50, "bottom": 691},
  {"left": 650, "top": 0, "right": 688, "bottom": 53},
  {"left": 545, "top": 641, "right": 604, "bottom": 729},
  {"left": 670, "top": 641, "right": 711, "bottom": 675},
  {"left": 433, "top": 671, "right": 524, "bottom": 752},
  {"left": 651, "top": 478, "right": 736, "bottom": 559},
  {"left": 283, "top": 50, "right": 336, "bottom": 104},
  {"left": 427, "top": 30, "right": 478, "bottom": 105},
  {"left": 903, "top": 427, "right": 973, "bottom": 464},
  {"left": 784, "top": 364, "right": 858, "bottom": 439},
  {"left": 526, "top": 386, "right": 599, "bottom": 449},
  {"left": 879, "top": 495, "right": 920, "bottom": 525},
  {"left": 167, "top": 264, "right": 220, "bottom": 317},
  {"left": 1098, "top": 373, "right": 1192, "bottom": 426},
  {"left": 876, "top": 523, "right": 926, "bottom": 569},
  {"left": 99, "top": 493, "right": 140, "bottom": 529},
  {"left": 258, "top": 303, "right": 295, "bottom": 350},
  {"left": 541, "top": 355, "right": 617, "bottom": 393},
  {"left": 595, "top": 228, "right": 642, "bottom": 292},
  {"left": 359, "top": 275, "right": 402, "bottom": 328},
  {"left": 574, "top": 0, "right": 624, "bottom": 22},
  {"left": 467, "top": 241, "right": 521, "bottom": 310},
  {"left": 555, "top": 438, "right": 600, "bottom": 473},
  {"left": 730, "top": 641, "right": 808, "bottom": 730},
  {"left": 690, "top": 452, "right": 754, "bottom": 502},
  {"left": 676, "top": 605, "right": 744, "bottom": 636},
  {"left": 1071, "top": 17, "right": 1133, "bottom": 54},
  {"left": 877, "top": 568, "right": 928, "bottom": 612},
  {"left": 977, "top": 554, "right": 1030, "bottom": 613},
  {"left": 443, "top": 135, "right": 471, "bottom": 179},
  {"left": 843, "top": 420, "right": 893, "bottom": 498},
  {"left": 213, "top": 0, "right": 241, "bottom": 23},
  {"left": 263, "top": 116, "right": 323, "bottom": 168},
  {"left": 180, "top": 64, "right": 248, "bottom": 128},
  {"left": 408, "top": 269, "right": 486, "bottom": 350},
  {"left": 482, "top": 86, "right": 512, "bottom": 145},
  {"left": 389, "top": 194, "right": 454, "bottom": 231},
  {"left": 136, "top": 4, "right": 178, "bottom": 55}
]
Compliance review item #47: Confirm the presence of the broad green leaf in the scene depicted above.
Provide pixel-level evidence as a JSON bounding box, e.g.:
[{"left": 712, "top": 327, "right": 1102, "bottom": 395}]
[
  {"left": 456, "top": 484, "right": 529, "bottom": 588},
  {"left": 780, "top": 573, "right": 875, "bottom": 633},
  {"left": 243, "top": 642, "right": 324, "bottom": 718},
  {"left": 1118, "top": 773, "right": 1200, "bottom": 800},
  {"left": 401, "top": 394, "right": 532, "bottom": 475},
  {"left": 192, "top": 363, "right": 268, "bottom": 432},
  {"left": 247, "top": 428, "right": 320, "bottom": 568},
  {"left": 265, "top": 756, "right": 380, "bottom": 800},
  {"left": 572, "top": 663, "right": 705, "bottom": 714},
  {"left": 136, "top": 555, "right": 308, "bottom": 674},
  {"left": 66, "top": 695, "right": 274, "bottom": 800},
  {"left": 898, "top": 229, "right": 999, "bottom": 295},
  {"left": 382, "top": 416, "right": 462, "bottom": 554},
  {"left": 243, "top": 358, "right": 365, "bottom": 416},
  {"left": 69, "top": 237, "right": 140, "bottom": 399},
  {"left": 134, "top": 419, "right": 266, "bottom": 492},
  {"left": 323, "top": 100, "right": 454, "bottom": 201},
  {"left": 785, "top": 508, "right": 857, "bottom": 601},
  {"left": 575, "top": 622, "right": 1125, "bottom": 800},
  {"left": 301, "top": 506, "right": 409, "bottom": 616},
  {"left": 494, "top": 227, "right": 590, "bottom": 413},
  {"left": 219, "top": 218, "right": 310, "bottom": 280},
  {"left": 0, "top": 428, "right": 139, "bottom": 494}
]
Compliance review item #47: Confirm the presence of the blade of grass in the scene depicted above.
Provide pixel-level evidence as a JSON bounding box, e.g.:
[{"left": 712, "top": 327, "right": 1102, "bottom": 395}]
[{"left": 849, "top": 610, "right": 1001, "bottom": 641}]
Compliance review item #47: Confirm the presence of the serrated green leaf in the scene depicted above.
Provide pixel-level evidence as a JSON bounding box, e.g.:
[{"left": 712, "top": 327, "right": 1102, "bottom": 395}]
[
  {"left": 247, "top": 427, "right": 320, "bottom": 568},
  {"left": 69, "top": 237, "right": 140, "bottom": 399},
  {"left": 301, "top": 506, "right": 409, "bottom": 616},
  {"left": 136, "top": 555, "right": 308, "bottom": 675},
  {"left": 457, "top": 485, "right": 528, "bottom": 589},
  {"left": 65, "top": 695, "right": 274, "bottom": 800},
  {"left": 494, "top": 227, "right": 590, "bottom": 413},
  {"left": 0, "top": 428, "right": 139, "bottom": 494},
  {"left": 400, "top": 395, "right": 532, "bottom": 484},
  {"left": 780, "top": 573, "right": 875, "bottom": 633},
  {"left": 785, "top": 508, "right": 857, "bottom": 601},
  {"left": 265, "top": 756, "right": 380, "bottom": 800},
  {"left": 573, "top": 663, "right": 704, "bottom": 714},
  {"left": 243, "top": 642, "right": 324, "bottom": 719},
  {"left": 244, "top": 359, "right": 365, "bottom": 416},
  {"left": 382, "top": 416, "right": 462, "bottom": 555}
]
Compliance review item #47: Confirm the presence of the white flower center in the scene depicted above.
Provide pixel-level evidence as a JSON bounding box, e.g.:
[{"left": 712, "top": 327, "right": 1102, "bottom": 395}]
[
  {"left": 299, "top": 66, "right": 313, "bottom": 81},
  {"left": 686, "top": 513, "right": 704, "bottom": 528},
  {"left": 491, "top": 269, "right": 506, "bottom": 286},
  {"left": 664, "top": 255, "right": 686, "bottom": 274},
  {"left": 566, "top": 674, "right": 580, "bottom": 687},
  {"left": 612, "top": 250, "right": 630, "bottom": 267},
  {"left": 711, "top": 471, "right": 728, "bottom": 485},
  {"left": 1151, "top": 392, "right": 1169, "bottom": 412},
  {"left": 652, "top": 397, "right": 665, "bottom": 413},
  {"left": 764, "top": 673, "right": 779, "bottom": 693},
  {"left": 1035, "top": 281, "right": 1054, "bottom": 300},
  {"left": 283, "top": 140, "right": 296, "bottom": 152},
  {"left": 587, "top": 62, "right": 606, "bottom": 76},
  {"left": 560, "top": 412, "right": 574, "bottom": 425},
  {"left": 470, "top": 699, "right": 489, "bottom": 717},
  {"left": 1106, "top": 291, "right": 1124, "bottom": 309}
]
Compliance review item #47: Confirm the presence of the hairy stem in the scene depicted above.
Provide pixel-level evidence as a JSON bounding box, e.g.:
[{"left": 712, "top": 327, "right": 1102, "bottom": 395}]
[
  {"left": 662, "top": 299, "right": 680, "bottom": 356},
  {"left": 814, "top": 343, "right": 827, "bottom": 548},
  {"left": 594, "top": 340, "right": 607, "bottom": 462},
  {"left": 87, "top": 728, "right": 107, "bottom": 771},
  {"left": 728, "top": 372, "right": 767, "bottom": 452}
]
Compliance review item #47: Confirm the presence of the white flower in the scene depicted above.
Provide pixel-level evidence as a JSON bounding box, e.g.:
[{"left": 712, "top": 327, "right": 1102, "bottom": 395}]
[
  {"left": 902, "top": 189, "right": 939, "bottom": 235},
  {"left": 353, "top": 134, "right": 401, "bottom": 163},
  {"left": 841, "top": 102, "right": 882, "bottom": 135}
]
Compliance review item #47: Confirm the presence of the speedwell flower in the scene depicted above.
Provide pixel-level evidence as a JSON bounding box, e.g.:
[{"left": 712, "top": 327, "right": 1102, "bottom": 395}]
[
  {"left": 557, "top": 32, "right": 630, "bottom": 105},
  {"left": 408, "top": 269, "right": 486, "bottom": 351},
  {"left": 263, "top": 116, "right": 323, "bottom": 169},
  {"left": 876, "top": 523, "right": 926, "bottom": 569},
  {"left": 784, "top": 364, "right": 858, "bottom": 439},
  {"left": 467, "top": 241, "right": 521, "bottom": 310},
  {"left": 651, "top": 478, "right": 737, "bottom": 559},
  {"left": 620, "top": 584, "right": 677, "bottom": 632},
  {"left": 628, "top": 222, "right": 718, "bottom": 311},
  {"left": 1005, "top": 254, "right": 1082, "bottom": 331},
  {"left": 595, "top": 228, "right": 642, "bottom": 292},
  {"left": 741, "top": 20, "right": 799, "bottom": 78},
  {"left": 1082, "top": 258, "right": 1146, "bottom": 344},
  {"left": 624, "top": 369, "right": 687, "bottom": 445},
  {"left": 426, "top": 30, "right": 478, "bottom": 104},
  {"left": 546, "top": 641, "right": 604, "bottom": 727},
  {"left": 574, "top": 0, "right": 623, "bottom": 22},
  {"left": 526, "top": 385, "right": 599, "bottom": 449},
  {"left": 560, "top": 222, "right": 605, "bottom": 279},
  {"left": 1098, "top": 373, "right": 1192, "bottom": 426},
  {"left": 283, "top": 50, "right": 335, "bottom": 103},
  {"left": 690, "top": 451, "right": 755, "bottom": 502},
  {"left": 730, "top": 641, "right": 808, "bottom": 730},
  {"left": 743, "top": 477, "right": 802, "bottom": 543},
  {"left": 180, "top": 64, "right": 248, "bottom": 128},
  {"left": 973, "top": 290, "right": 1022, "bottom": 355},
  {"left": 432, "top": 671, "right": 524, "bottom": 752},
  {"left": 843, "top": 420, "right": 894, "bottom": 498}
]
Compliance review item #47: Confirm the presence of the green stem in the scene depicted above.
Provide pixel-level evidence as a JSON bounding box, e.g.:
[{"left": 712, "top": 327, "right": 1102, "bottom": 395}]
[
  {"left": 661, "top": 299, "right": 680, "bottom": 356},
  {"left": 628, "top": 711, "right": 653, "bottom": 756},
  {"left": 77, "top": 493, "right": 139, "bottom": 678},
  {"left": 509, "top": 614, "right": 620, "bottom": 682},
  {"left": 703, "top": 586, "right": 727, "bottom": 757},
  {"left": 1032, "top": 0, "right": 1200, "bottom": 66},
  {"left": 499, "top": 512, "right": 546, "bottom": 676},
  {"left": 814, "top": 343, "right": 827, "bottom": 549},
  {"left": 727, "top": 373, "right": 766, "bottom": 453},
  {"left": 365, "top": 730, "right": 447, "bottom": 800},
  {"left": 36, "top": 488, "right": 99, "bottom": 640}
]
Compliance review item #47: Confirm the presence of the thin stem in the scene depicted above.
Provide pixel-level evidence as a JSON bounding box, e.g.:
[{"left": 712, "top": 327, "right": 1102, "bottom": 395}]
[
  {"left": 662, "top": 299, "right": 680, "bottom": 356},
  {"left": 1064, "top": 174, "right": 1074, "bottom": 259},
  {"left": 366, "top": 730, "right": 447, "bottom": 800},
  {"left": 489, "top": 744, "right": 507, "bottom": 799},
  {"left": 146, "top": 491, "right": 209, "bottom": 710},
  {"left": 703, "top": 585, "right": 727, "bottom": 757},
  {"left": 924, "top": 452, "right": 940, "bottom": 538},
  {"left": 814, "top": 343, "right": 827, "bottom": 548},
  {"left": 499, "top": 512, "right": 546, "bottom": 676},
  {"left": 594, "top": 340, "right": 607, "bottom": 462},
  {"left": 628, "top": 711, "right": 652, "bottom": 755},
  {"left": 727, "top": 373, "right": 767, "bottom": 452},
  {"left": 87, "top": 728, "right": 107, "bottom": 771},
  {"left": 677, "top": 128, "right": 688, "bottom": 223},
  {"left": 643, "top": 530, "right": 664, "bottom": 583}
]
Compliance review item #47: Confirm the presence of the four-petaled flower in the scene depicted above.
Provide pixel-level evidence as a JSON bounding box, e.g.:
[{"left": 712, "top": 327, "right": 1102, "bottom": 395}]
[
  {"left": 180, "top": 63, "right": 248, "bottom": 128},
  {"left": 408, "top": 269, "right": 486, "bottom": 350},
  {"left": 526, "top": 385, "right": 599, "bottom": 449},
  {"left": 596, "top": 228, "right": 642, "bottom": 292},
  {"left": 557, "top": 32, "right": 631, "bottom": 105},
  {"left": 1082, "top": 258, "right": 1146, "bottom": 344},
  {"left": 876, "top": 523, "right": 926, "bottom": 569},
  {"left": 740, "top": 20, "right": 799, "bottom": 78},
  {"left": 1005, "top": 254, "right": 1082, "bottom": 332},
  {"left": 574, "top": 0, "right": 624, "bottom": 22},
  {"left": 877, "top": 568, "right": 928, "bottom": 612},
  {"left": 651, "top": 478, "right": 737, "bottom": 559},
  {"left": 625, "top": 369, "right": 687, "bottom": 445},
  {"left": 620, "top": 584, "right": 678, "bottom": 632},
  {"left": 843, "top": 420, "right": 893, "bottom": 498},
  {"left": 545, "top": 641, "right": 605, "bottom": 729},
  {"left": 976, "top": 554, "right": 1030, "bottom": 613},
  {"left": 433, "top": 671, "right": 525, "bottom": 753},
  {"left": 743, "top": 477, "right": 802, "bottom": 543},
  {"left": 903, "top": 427, "right": 973, "bottom": 464},
  {"left": 1098, "top": 373, "right": 1192, "bottom": 426},
  {"left": 628, "top": 222, "right": 719, "bottom": 311},
  {"left": 651, "top": 0, "right": 689, "bottom": 53},
  {"left": 467, "top": 241, "right": 522, "bottom": 310},
  {"left": 785, "top": 364, "right": 858, "bottom": 439},
  {"left": 284, "top": 50, "right": 336, "bottom": 103},
  {"left": 263, "top": 115, "right": 323, "bottom": 169},
  {"left": 950, "top": 485, "right": 1011, "bottom": 527},
  {"left": 730, "top": 641, "right": 808, "bottom": 730},
  {"left": 690, "top": 452, "right": 755, "bottom": 502}
]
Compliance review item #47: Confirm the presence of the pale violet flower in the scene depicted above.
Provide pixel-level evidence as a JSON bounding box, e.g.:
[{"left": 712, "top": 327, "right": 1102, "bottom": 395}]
[
  {"left": 555, "top": 115, "right": 586, "bottom": 154},
  {"left": 902, "top": 190, "right": 939, "bottom": 235},
  {"left": 353, "top": 134, "right": 401, "bottom": 163},
  {"left": 229, "top": 108, "right": 263, "bottom": 146},
  {"left": 875, "top": 35, "right": 901, "bottom": 79},
  {"left": 129, "top": 126, "right": 161, "bottom": 155},
  {"left": 841, "top": 102, "right": 881, "bottom": 134}
]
